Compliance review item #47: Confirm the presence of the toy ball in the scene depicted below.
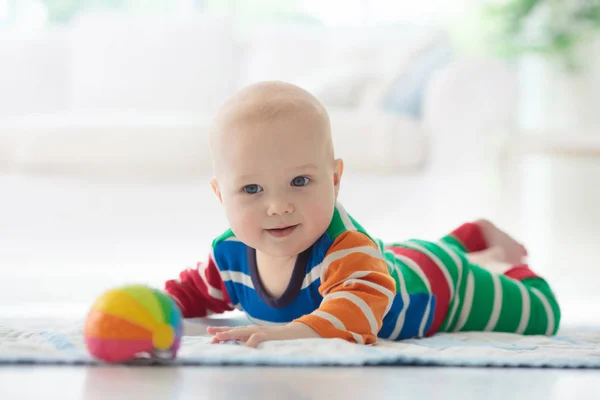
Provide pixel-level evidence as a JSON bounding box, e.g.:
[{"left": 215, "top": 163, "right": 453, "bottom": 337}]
[{"left": 84, "top": 284, "right": 183, "bottom": 363}]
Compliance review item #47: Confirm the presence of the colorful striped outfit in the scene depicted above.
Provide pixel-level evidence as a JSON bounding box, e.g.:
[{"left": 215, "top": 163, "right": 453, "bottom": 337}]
[{"left": 165, "top": 203, "right": 560, "bottom": 343}]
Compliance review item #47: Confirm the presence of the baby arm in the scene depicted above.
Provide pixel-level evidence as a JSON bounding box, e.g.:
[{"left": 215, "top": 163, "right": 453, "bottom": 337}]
[
  {"left": 208, "top": 231, "right": 395, "bottom": 347},
  {"left": 164, "top": 252, "right": 235, "bottom": 318},
  {"left": 294, "top": 231, "right": 396, "bottom": 344}
]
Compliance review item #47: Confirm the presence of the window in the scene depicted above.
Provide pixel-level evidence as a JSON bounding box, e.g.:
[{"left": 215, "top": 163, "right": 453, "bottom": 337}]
[
  {"left": 1, "top": 0, "right": 465, "bottom": 29},
  {"left": 0, "top": 0, "right": 10, "bottom": 25}
]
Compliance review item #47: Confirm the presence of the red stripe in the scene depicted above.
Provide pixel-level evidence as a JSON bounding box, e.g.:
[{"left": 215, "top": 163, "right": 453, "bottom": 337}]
[
  {"left": 387, "top": 246, "right": 451, "bottom": 336},
  {"left": 164, "top": 280, "right": 207, "bottom": 318},
  {"left": 450, "top": 223, "right": 487, "bottom": 253},
  {"left": 504, "top": 264, "right": 540, "bottom": 280},
  {"left": 203, "top": 258, "right": 233, "bottom": 311},
  {"left": 188, "top": 263, "right": 232, "bottom": 313},
  {"left": 204, "top": 257, "right": 223, "bottom": 289},
  {"left": 164, "top": 257, "right": 233, "bottom": 317},
  {"left": 185, "top": 266, "right": 210, "bottom": 297}
]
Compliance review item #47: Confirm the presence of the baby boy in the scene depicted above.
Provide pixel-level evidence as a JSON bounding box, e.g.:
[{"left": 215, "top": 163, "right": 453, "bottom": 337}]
[{"left": 164, "top": 81, "right": 561, "bottom": 347}]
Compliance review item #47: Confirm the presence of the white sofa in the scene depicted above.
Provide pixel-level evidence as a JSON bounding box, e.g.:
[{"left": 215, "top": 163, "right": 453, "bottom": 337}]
[{"left": 0, "top": 13, "right": 517, "bottom": 179}]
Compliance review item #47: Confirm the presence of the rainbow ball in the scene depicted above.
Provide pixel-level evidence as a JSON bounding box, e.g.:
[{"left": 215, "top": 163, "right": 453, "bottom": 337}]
[{"left": 84, "top": 284, "right": 183, "bottom": 363}]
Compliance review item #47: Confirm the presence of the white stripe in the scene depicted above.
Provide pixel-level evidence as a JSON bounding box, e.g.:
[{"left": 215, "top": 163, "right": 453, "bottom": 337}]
[
  {"left": 312, "top": 310, "right": 345, "bottom": 330},
  {"left": 484, "top": 272, "right": 503, "bottom": 331},
  {"left": 185, "top": 262, "right": 225, "bottom": 301},
  {"left": 436, "top": 241, "right": 462, "bottom": 268},
  {"left": 311, "top": 310, "right": 364, "bottom": 344},
  {"left": 224, "top": 236, "right": 242, "bottom": 242},
  {"left": 350, "top": 331, "right": 365, "bottom": 344},
  {"left": 419, "top": 296, "right": 433, "bottom": 337},
  {"left": 386, "top": 264, "right": 409, "bottom": 339},
  {"left": 205, "top": 284, "right": 224, "bottom": 301},
  {"left": 531, "top": 287, "right": 555, "bottom": 336},
  {"left": 245, "top": 314, "right": 287, "bottom": 326},
  {"left": 336, "top": 202, "right": 356, "bottom": 231},
  {"left": 204, "top": 250, "right": 224, "bottom": 301},
  {"left": 320, "top": 269, "right": 394, "bottom": 311},
  {"left": 393, "top": 253, "right": 434, "bottom": 337},
  {"left": 301, "top": 264, "right": 322, "bottom": 289},
  {"left": 220, "top": 270, "right": 254, "bottom": 289},
  {"left": 341, "top": 278, "right": 395, "bottom": 315},
  {"left": 322, "top": 292, "right": 379, "bottom": 335},
  {"left": 320, "top": 246, "right": 386, "bottom": 287},
  {"left": 453, "top": 271, "right": 474, "bottom": 332},
  {"left": 381, "top": 244, "right": 410, "bottom": 341},
  {"left": 515, "top": 281, "right": 531, "bottom": 334},
  {"left": 327, "top": 270, "right": 372, "bottom": 286},
  {"left": 403, "top": 241, "right": 455, "bottom": 297},
  {"left": 436, "top": 241, "right": 464, "bottom": 329}
]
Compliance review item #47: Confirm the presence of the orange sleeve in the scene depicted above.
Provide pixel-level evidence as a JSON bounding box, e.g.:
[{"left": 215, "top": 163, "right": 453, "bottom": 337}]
[{"left": 294, "top": 231, "right": 396, "bottom": 344}]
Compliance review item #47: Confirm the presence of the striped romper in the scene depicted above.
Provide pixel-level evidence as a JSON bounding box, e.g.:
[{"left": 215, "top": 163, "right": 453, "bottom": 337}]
[{"left": 165, "top": 202, "right": 560, "bottom": 344}]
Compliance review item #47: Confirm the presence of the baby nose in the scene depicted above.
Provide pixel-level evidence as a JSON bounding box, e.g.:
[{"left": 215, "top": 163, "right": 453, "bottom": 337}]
[{"left": 267, "top": 197, "right": 294, "bottom": 216}]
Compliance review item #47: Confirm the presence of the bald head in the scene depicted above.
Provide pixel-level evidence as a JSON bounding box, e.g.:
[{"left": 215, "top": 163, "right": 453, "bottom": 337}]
[
  {"left": 207, "top": 82, "right": 344, "bottom": 259},
  {"left": 209, "top": 81, "right": 333, "bottom": 166}
]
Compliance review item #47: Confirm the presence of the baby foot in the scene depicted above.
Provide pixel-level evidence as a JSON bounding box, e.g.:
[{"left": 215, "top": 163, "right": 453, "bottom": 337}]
[
  {"left": 475, "top": 219, "right": 528, "bottom": 265},
  {"left": 466, "top": 246, "right": 506, "bottom": 266},
  {"left": 467, "top": 247, "right": 515, "bottom": 275}
]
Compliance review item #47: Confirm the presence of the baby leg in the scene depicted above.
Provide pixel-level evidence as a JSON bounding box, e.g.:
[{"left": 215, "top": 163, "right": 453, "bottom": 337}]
[
  {"left": 444, "top": 261, "right": 561, "bottom": 336},
  {"left": 386, "top": 233, "right": 560, "bottom": 337}
]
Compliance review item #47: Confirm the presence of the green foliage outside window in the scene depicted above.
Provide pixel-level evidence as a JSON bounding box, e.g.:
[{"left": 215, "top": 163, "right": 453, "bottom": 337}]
[{"left": 486, "top": 0, "right": 600, "bottom": 69}]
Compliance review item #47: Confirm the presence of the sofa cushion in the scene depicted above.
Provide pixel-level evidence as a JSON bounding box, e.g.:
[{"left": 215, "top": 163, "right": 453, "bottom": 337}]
[
  {"left": 0, "top": 29, "right": 69, "bottom": 116},
  {"left": 68, "top": 13, "right": 237, "bottom": 113}
]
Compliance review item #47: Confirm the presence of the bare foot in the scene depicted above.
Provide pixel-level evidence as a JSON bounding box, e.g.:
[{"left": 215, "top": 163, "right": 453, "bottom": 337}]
[
  {"left": 467, "top": 247, "right": 515, "bottom": 275},
  {"left": 474, "top": 219, "right": 528, "bottom": 265},
  {"left": 466, "top": 246, "right": 506, "bottom": 266}
]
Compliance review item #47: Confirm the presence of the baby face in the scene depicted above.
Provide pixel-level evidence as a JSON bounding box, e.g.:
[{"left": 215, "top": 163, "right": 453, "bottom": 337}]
[{"left": 212, "top": 113, "right": 342, "bottom": 259}]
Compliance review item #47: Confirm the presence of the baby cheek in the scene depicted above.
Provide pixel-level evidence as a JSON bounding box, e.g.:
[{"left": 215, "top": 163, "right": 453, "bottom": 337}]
[
  {"left": 226, "top": 201, "right": 262, "bottom": 240},
  {"left": 304, "top": 196, "right": 335, "bottom": 227}
]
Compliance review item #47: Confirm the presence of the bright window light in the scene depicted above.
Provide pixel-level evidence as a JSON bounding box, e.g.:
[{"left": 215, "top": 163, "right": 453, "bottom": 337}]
[{"left": 0, "top": 0, "right": 8, "bottom": 21}]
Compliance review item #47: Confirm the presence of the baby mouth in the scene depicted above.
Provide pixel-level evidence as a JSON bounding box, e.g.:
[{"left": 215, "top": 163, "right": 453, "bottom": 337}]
[{"left": 266, "top": 224, "right": 298, "bottom": 238}]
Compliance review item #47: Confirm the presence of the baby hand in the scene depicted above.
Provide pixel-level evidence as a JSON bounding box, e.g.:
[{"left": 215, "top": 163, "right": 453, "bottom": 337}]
[{"left": 207, "top": 322, "right": 320, "bottom": 348}]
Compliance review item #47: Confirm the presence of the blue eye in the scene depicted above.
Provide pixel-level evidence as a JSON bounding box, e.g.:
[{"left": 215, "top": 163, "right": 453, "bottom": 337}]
[
  {"left": 243, "top": 184, "right": 263, "bottom": 194},
  {"left": 291, "top": 176, "right": 310, "bottom": 187}
]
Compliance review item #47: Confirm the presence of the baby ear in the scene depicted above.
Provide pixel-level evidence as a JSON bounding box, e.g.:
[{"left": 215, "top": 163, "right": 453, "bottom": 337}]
[
  {"left": 210, "top": 178, "right": 223, "bottom": 204},
  {"left": 333, "top": 158, "right": 344, "bottom": 196}
]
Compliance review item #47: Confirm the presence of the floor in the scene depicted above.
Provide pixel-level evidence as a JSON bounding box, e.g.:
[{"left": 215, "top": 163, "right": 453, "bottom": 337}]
[
  {"left": 1, "top": 152, "right": 600, "bottom": 398},
  {"left": 2, "top": 365, "right": 600, "bottom": 400}
]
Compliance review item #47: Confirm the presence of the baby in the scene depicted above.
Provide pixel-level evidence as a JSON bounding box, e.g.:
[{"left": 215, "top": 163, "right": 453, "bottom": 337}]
[{"left": 164, "top": 81, "right": 560, "bottom": 347}]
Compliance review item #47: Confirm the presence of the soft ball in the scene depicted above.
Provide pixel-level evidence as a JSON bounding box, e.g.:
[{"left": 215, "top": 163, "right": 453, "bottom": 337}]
[{"left": 84, "top": 284, "right": 183, "bottom": 363}]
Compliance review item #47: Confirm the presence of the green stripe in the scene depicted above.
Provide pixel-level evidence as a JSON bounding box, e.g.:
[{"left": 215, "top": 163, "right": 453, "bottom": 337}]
[
  {"left": 441, "top": 235, "right": 467, "bottom": 255},
  {"left": 460, "top": 266, "right": 495, "bottom": 331},
  {"left": 393, "top": 239, "right": 463, "bottom": 331},
  {"left": 347, "top": 213, "right": 369, "bottom": 235},
  {"left": 493, "top": 276, "right": 523, "bottom": 332},
  {"left": 435, "top": 243, "right": 469, "bottom": 332},
  {"left": 381, "top": 244, "right": 429, "bottom": 295},
  {"left": 522, "top": 278, "right": 553, "bottom": 335},
  {"left": 212, "top": 228, "right": 235, "bottom": 248},
  {"left": 443, "top": 268, "right": 470, "bottom": 332},
  {"left": 326, "top": 204, "right": 376, "bottom": 244},
  {"left": 409, "top": 240, "right": 460, "bottom": 285},
  {"left": 377, "top": 239, "right": 401, "bottom": 287},
  {"left": 325, "top": 206, "right": 350, "bottom": 240},
  {"left": 524, "top": 278, "right": 561, "bottom": 334},
  {"left": 408, "top": 239, "right": 463, "bottom": 331}
]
